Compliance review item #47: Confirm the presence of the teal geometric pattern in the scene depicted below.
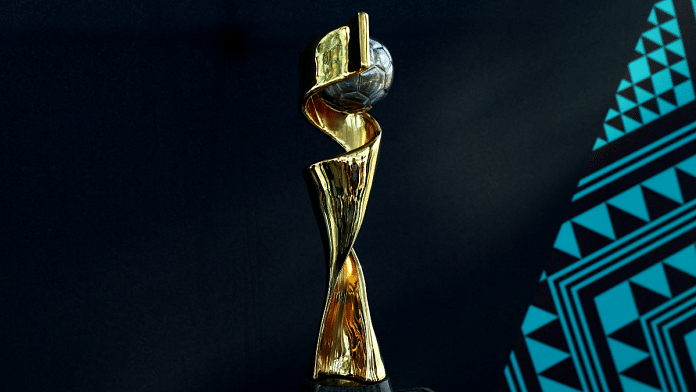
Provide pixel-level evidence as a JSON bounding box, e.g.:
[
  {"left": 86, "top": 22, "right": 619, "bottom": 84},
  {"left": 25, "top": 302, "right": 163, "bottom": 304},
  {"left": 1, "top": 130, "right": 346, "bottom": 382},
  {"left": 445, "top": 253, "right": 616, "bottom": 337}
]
[
  {"left": 685, "top": 329, "right": 696, "bottom": 375},
  {"left": 593, "top": 246, "right": 696, "bottom": 392},
  {"left": 593, "top": 0, "right": 695, "bottom": 150},
  {"left": 501, "top": 1, "right": 696, "bottom": 391}
]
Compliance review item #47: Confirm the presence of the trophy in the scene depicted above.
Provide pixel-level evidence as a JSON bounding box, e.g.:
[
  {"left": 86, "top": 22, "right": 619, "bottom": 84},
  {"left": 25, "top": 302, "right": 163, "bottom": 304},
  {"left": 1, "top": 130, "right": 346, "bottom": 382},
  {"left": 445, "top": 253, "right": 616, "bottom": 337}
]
[{"left": 298, "top": 12, "right": 395, "bottom": 392}]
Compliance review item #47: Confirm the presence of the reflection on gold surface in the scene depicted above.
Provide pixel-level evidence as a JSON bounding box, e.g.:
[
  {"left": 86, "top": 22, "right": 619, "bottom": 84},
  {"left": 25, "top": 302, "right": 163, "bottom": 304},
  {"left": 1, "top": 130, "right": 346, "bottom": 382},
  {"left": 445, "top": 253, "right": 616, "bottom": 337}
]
[
  {"left": 314, "top": 27, "right": 349, "bottom": 87},
  {"left": 314, "top": 250, "right": 384, "bottom": 381},
  {"left": 299, "top": 12, "right": 387, "bottom": 383}
]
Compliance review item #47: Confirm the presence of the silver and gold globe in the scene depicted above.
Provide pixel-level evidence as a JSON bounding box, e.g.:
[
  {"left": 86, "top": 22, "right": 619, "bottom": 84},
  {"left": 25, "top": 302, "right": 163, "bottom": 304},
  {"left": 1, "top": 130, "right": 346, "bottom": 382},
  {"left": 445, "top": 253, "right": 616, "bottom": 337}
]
[{"left": 321, "top": 38, "right": 393, "bottom": 111}]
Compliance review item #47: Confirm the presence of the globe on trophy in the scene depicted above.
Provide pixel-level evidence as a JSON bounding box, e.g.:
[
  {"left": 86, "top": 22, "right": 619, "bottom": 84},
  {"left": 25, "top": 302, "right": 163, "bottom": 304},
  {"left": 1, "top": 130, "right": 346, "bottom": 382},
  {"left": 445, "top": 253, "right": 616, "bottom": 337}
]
[{"left": 299, "top": 12, "right": 431, "bottom": 392}]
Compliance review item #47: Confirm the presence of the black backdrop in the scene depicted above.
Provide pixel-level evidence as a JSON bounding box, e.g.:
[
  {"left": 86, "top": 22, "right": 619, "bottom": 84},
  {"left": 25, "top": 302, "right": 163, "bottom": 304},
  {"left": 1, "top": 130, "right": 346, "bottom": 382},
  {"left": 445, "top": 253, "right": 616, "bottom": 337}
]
[{"left": 1, "top": 1, "right": 655, "bottom": 391}]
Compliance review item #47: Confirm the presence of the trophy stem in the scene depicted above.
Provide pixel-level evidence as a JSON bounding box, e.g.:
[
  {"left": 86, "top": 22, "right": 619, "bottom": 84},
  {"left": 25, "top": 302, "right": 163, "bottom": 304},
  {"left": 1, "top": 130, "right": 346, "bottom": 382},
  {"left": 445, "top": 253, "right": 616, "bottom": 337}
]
[
  {"left": 303, "top": 134, "right": 385, "bottom": 383},
  {"left": 314, "top": 249, "right": 385, "bottom": 381}
]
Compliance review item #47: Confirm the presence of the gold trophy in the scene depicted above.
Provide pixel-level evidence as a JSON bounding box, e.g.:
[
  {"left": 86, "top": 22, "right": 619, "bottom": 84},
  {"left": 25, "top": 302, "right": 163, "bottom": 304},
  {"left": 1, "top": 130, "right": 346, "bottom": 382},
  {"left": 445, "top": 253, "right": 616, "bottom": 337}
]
[{"left": 299, "top": 12, "right": 395, "bottom": 392}]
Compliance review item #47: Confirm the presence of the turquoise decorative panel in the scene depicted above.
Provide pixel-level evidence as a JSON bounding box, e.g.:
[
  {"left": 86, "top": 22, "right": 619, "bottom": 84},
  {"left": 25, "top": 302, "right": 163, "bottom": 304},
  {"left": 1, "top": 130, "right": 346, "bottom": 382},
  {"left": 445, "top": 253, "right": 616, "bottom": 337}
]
[
  {"left": 501, "top": 1, "right": 696, "bottom": 391},
  {"left": 593, "top": 0, "right": 695, "bottom": 150}
]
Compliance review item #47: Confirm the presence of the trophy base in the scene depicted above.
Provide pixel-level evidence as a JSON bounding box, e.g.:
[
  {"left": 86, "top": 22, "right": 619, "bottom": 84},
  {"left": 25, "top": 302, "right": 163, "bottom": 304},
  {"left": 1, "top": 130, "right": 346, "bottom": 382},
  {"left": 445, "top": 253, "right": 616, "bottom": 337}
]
[
  {"left": 301, "top": 376, "right": 434, "bottom": 392},
  {"left": 302, "top": 376, "right": 393, "bottom": 392}
]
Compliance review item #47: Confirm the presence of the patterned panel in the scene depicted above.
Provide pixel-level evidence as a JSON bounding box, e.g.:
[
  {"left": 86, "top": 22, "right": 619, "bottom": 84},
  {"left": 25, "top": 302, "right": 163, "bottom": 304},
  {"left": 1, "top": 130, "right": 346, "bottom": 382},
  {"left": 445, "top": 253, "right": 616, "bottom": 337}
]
[
  {"left": 501, "top": 1, "right": 696, "bottom": 391},
  {"left": 593, "top": 0, "right": 695, "bottom": 150}
]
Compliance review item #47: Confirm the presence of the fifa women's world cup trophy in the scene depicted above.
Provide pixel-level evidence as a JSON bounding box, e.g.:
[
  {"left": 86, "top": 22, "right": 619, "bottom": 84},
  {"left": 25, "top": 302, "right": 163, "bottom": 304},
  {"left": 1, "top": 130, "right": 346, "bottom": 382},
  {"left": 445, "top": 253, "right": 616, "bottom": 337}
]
[{"left": 298, "top": 12, "right": 399, "bottom": 392}]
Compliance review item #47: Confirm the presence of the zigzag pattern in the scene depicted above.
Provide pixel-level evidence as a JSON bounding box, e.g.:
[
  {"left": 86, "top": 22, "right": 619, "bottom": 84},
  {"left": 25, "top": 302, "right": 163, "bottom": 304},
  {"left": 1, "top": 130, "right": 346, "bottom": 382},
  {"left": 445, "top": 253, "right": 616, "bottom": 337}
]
[
  {"left": 556, "top": 155, "right": 696, "bottom": 260},
  {"left": 501, "top": 1, "right": 696, "bottom": 391}
]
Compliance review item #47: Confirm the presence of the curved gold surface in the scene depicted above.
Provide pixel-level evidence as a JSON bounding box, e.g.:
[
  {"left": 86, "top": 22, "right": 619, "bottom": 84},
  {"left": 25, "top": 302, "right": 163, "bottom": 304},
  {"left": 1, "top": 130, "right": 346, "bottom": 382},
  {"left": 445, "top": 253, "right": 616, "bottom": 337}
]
[{"left": 300, "top": 12, "right": 386, "bottom": 383}]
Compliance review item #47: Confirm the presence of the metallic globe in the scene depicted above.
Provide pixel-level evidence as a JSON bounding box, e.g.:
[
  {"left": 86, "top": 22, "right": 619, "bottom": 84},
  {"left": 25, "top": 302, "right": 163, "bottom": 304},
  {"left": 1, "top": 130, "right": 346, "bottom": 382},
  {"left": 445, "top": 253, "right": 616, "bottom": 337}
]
[{"left": 321, "top": 38, "right": 393, "bottom": 111}]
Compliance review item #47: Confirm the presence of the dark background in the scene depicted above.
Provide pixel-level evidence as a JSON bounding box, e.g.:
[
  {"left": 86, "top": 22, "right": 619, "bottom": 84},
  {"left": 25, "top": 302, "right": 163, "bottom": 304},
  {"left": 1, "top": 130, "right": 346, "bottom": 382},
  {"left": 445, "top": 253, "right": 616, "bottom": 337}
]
[{"left": 1, "top": 1, "right": 655, "bottom": 391}]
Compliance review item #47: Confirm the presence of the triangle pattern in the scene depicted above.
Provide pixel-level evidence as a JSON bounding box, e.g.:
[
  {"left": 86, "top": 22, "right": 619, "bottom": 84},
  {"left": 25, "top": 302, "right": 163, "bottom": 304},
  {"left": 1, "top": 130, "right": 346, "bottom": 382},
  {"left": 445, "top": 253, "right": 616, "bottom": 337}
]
[
  {"left": 539, "top": 358, "right": 583, "bottom": 391},
  {"left": 525, "top": 337, "right": 571, "bottom": 374},
  {"left": 621, "top": 357, "right": 662, "bottom": 389},
  {"left": 641, "top": 185, "right": 682, "bottom": 221},
  {"left": 643, "top": 37, "right": 662, "bottom": 54},
  {"left": 663, "top": 263, "right": 696, "bottom": 297},
  {"left": 606, "top": 116, "right": 625, "bottom": 133},
  {"left": 572, "top": 203, "right": 616, "bottom": 240},
  {"left": 657, "top": 96, "right": 677, "bottom": 114},
  {"left": 635, "top": 38, "right": 646, "bottom": 55},
  {"left": 636, "top": 77, "right": 655, "bottom": 93},
  {"left": 651, "top": 59, "right": 668, "bottom": 76},
  {"left": 527, "top": 319, "right": 570, "bottom": 353},
  {"left": 655, "top": 0, "right": 676, "bottom": 17},
  {"left": 659, "top": 89, "right": 678, "bottom": 106},
  {"left": 671, "top": 69, "right": 689, "bottom": 85},
  {"left": 537, "top": 376, "right": 582, "bottom": 392},
  {"left": 521, "top": 305, "right": 558, "bottom": 336},
  {"left": 675, "top": 168, "right": 696, "bottom": 203},
  {"left": 605, "top": 108, "right": 620, "bottom": 121},
  {"left": 643, "top": 27, "right": 664, "bottom": 46},
  {"left": 641, "top": 97, "right": 660, "bottom": 114},
  {"left": 647, "top": 7, "right": 658, "bottom": 26},
  {"left": 684, "top": 330, "right": 696, "bottom": 376},
  {"left": 554, "top": 221, "right": 581, "bottom": 259},
  {"left": 660, "top": 27, "right": 679, "bottom": 45},
  {"left": 594, "top": 0, "right": 693, "bottom": 151},
  {"left": 593, "top": 138, "right": 607, "bottom": 150},
  {"left": 647, "top": 47, "right": 668, "bottom": 66},
  {"left": 631, "top": 50, "right": 643, "bottom": 62},
  {"left": 660, "top": 19, "right": 680, "bottom": 36},
  {"left": 634, "top": 85, "right": 654, "bottom": 103},
  {"left": 671, "top": 59, "right": 690, "bottom": 76},
  {"left": 504, "top": 4, "right": 696, "bottom": 391},
  {"left": 665, "top": 47, "right": 684, "bottom": 65},
  {"left": 546, "top": 248, "right": 581, "bottom": 276},
  {"left": 630, "top": 262, "right": 672, "bottom": 298},
  {"left": 619, "top": 375, "right": 662, "bottom": 392},
  {"left": 617, "top": 94, "right": 638, "bottom": 112},
  {"left": 604, "top": 124, "right": 625, "bottom": 142},
  {"left": 639, "top": 105, "right": 660, "bottom": 124},
  {"left": 607, "top": 337, "right": 650, "bottom": 372},
  {"left": 572, "top": 222, "right": 614, "bottom": 257},
  {"left": 654, "top": 5, "right": 675, "bottom": 23},
  {"left": 607, "top": 186, "right": 650, "bottom": 221},
  {"left": 676, "top": 155, "right": 696, "bottom": 177},
  {"left": 609, "top": 319, "right": 649, "bottom": 352},
  {"left": 629, "top": 281, "right": 670, "bottom": 315},
  {"left": 642, "top": 168, "right": 684, "bottom": 204},
  {"left": 662, "top": 245, "right": 696, "bottom": 277},
  {"left": 666, "top": 40, "right": 686, "bottom": 57},
  {"left": 622, "top": 114, "right": 643, "bottom": 133},
  {"left": 618, "top": 86, "right": 637, "bottom": 102}
]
